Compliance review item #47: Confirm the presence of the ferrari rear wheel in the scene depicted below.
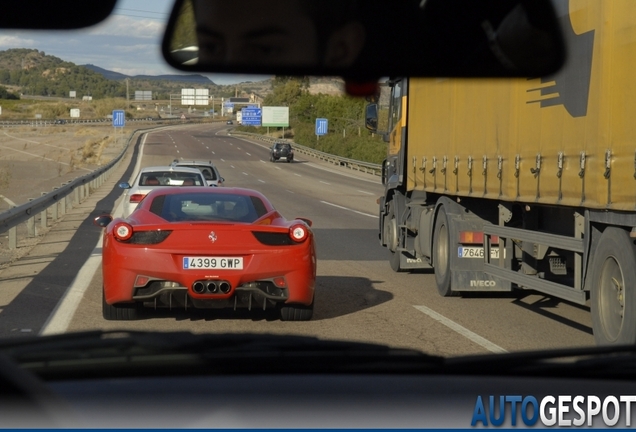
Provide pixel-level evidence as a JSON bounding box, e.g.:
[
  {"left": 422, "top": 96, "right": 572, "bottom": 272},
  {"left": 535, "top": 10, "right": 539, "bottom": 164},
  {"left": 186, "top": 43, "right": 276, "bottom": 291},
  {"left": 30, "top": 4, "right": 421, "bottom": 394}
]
[
  {"left": 102, "top": 290, "right": 142, "bottom": 321},
  {"left": 279, "top": 301, "right": 313, "bottom": 321}
]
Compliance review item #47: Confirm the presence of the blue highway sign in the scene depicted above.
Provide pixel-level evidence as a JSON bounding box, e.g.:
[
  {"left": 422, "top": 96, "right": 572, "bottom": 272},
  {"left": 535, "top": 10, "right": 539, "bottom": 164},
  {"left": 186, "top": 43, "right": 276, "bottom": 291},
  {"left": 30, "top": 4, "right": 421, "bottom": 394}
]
[
  {"left": 242, "top": 108, "right": 262, "bottom": 126},
  {"left": 113, "top": 110, "right": 125, "bottom": 128},
  {"left": 316, "top": 118, "right": 328, "bottom": 136}
]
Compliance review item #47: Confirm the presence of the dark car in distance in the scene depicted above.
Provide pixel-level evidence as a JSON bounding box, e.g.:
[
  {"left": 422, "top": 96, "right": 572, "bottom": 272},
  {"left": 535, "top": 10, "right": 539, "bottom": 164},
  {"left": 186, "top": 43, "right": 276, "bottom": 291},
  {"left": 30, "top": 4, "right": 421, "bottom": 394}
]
[{"left": 270, "top": 142, "right": 294, "bottom": 163}]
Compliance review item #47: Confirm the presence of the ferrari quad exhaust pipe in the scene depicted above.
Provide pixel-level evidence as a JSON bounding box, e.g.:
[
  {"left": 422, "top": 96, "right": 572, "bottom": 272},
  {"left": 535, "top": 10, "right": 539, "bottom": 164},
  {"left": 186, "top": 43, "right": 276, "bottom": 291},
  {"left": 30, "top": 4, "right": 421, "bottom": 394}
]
[
  {"left": 219, "top": 281, "right": 231, "bottom": 294},
  {"left": 192, "top": 280, "right": 231, "bottom": 294},
  {"left": 192, "top": 282, "right": 205, "bottom": 294},
  {"left": 206, "top": 281, "right": 218, "bottom": 293}
]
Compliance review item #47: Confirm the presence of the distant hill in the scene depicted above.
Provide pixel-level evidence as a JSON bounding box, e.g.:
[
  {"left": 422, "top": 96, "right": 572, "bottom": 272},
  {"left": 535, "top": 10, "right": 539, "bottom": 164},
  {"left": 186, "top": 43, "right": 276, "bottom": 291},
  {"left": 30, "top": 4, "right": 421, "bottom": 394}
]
[
  {"left": 83, "top": 64, "right": 214, "bottom": 84},
  {"left": 0, "top": 48, "right": 127, "bottom": 98}
]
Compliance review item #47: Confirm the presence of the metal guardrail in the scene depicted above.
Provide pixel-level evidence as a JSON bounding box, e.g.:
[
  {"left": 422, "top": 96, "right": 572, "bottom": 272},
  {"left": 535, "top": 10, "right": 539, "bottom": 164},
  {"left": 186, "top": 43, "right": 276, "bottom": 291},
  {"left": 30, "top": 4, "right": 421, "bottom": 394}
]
[
  {"left": 0, "top": 117, "right": 218, "bottom": 127},
  {"left": 0, "top": 124, "right": 166, "bottom": 249},
  {"left": 228, "top": 131, "right": 382, "bottom": 176}
]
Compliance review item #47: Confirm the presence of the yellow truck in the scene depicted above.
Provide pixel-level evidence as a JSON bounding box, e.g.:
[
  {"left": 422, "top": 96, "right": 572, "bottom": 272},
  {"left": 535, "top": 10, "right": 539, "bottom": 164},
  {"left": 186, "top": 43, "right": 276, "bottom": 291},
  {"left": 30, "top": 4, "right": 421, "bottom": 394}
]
[{"left": 370, "top": 0, "right": 636, "bottom": 345}]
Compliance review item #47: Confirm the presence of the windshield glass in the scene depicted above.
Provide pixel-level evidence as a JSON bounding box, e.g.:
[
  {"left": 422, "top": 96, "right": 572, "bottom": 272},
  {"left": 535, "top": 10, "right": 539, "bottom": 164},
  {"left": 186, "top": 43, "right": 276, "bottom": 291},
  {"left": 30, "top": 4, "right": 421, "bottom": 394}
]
[
  {"left": 139, "top": 171, "right": 205, "bottom": 186},
  {"left": 151, "top": 192, "right": 265, "bottom": 222},
  {"left": 0, "top": 2, "right": 621, "bottom": 426}
]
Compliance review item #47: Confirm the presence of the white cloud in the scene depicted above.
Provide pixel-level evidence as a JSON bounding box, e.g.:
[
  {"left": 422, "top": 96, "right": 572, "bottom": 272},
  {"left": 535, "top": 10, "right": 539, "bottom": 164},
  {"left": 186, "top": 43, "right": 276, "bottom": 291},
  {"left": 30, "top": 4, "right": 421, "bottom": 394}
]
[
  {"left": 0, "top": 35, "right": 37, "bottom": 48},
  {"left": 88, "top": 15, "right": 164, "bottom": 39}
]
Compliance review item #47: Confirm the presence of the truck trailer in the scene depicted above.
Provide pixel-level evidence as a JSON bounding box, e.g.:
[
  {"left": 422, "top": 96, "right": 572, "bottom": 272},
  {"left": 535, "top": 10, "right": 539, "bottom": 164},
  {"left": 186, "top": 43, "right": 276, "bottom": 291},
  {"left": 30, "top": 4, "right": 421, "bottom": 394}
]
[{"left": 369, "top": 0, "right": 636, "bottom": 345}]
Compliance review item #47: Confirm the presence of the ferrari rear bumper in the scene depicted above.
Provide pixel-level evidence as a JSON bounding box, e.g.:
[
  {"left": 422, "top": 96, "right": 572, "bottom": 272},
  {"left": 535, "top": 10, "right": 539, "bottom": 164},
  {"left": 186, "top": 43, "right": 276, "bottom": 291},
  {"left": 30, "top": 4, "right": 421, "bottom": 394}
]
[{"left": 131, "top": 279, "right": 291, "bottom": 311}]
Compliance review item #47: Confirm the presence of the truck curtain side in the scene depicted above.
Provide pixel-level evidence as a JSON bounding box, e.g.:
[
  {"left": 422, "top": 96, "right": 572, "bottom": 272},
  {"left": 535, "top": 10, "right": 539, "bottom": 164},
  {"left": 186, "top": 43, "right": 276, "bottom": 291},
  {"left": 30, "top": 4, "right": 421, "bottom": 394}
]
[{"left": 375, "top": 0, "right": 636, "bottom": 345}]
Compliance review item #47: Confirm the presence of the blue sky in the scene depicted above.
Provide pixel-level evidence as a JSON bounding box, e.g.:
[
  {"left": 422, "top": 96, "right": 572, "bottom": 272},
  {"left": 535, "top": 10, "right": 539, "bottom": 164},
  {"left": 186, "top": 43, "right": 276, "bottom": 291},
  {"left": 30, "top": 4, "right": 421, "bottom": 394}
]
[{"left": 0, "top": 0, "right": 267, "bottom": 85}]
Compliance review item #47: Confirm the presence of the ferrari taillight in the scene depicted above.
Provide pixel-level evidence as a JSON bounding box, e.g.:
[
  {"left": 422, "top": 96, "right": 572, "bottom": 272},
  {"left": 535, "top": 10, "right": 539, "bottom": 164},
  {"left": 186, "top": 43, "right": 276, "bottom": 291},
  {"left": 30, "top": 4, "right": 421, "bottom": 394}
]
[
  {"left": 129, "top": 194, "right": 145, "bottom": 203},
  {"left": 113, "top": 222, "right": 133, "bottom": 241},
  {"left": 289, "top": 224, "right": 308, "bottom": 242}
]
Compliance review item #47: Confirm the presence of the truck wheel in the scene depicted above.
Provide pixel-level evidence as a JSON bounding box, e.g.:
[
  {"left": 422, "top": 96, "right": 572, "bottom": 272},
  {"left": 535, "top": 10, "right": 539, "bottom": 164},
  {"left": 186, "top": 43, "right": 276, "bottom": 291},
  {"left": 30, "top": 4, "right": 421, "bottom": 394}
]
[
  {"left": 386, "top": 204, "right": 405, "bottom": 272},
  {"left": 590, "top": 227, "right": 636, "bottom": 345},
  {"left": 433, "top": 207, "right": 456, "bottom": 297}
]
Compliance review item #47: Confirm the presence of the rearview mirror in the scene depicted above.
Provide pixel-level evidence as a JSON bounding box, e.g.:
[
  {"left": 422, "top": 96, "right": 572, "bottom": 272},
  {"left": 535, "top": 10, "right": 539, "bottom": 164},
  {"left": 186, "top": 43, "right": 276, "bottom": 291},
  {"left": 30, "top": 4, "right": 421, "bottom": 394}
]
[{"left": 162, "top": 0, "right": 565, "bottom": 79}]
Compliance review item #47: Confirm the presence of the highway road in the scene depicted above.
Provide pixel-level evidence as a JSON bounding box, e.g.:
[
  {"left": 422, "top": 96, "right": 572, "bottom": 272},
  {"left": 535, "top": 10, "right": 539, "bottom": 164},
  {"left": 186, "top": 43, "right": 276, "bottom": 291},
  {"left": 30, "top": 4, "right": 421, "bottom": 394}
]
[{"left": 0, "top": 123, "right": 596, "bottom": 355}]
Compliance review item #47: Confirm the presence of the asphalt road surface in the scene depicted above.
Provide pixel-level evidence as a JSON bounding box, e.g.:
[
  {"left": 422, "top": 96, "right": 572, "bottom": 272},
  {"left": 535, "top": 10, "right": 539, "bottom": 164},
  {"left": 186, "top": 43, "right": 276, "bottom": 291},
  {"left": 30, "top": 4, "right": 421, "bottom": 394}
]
[{"left": 0, "top": 123, "right": 596, "bottom": 356}]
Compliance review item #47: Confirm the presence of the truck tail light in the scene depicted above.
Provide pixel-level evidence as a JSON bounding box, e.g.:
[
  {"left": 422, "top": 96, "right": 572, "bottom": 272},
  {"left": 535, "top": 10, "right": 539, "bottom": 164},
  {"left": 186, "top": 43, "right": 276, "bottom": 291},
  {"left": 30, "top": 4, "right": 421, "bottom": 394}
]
[{"left": 459, "top": 231, "right": 499, "bottom": 245}]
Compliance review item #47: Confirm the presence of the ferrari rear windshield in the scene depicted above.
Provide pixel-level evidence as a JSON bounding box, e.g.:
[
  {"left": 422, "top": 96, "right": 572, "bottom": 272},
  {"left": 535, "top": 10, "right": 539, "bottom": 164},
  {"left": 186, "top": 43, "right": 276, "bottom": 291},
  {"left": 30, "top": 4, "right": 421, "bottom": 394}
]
[{"left": 150, "top": 193, "right": 268, "bottom": 223}]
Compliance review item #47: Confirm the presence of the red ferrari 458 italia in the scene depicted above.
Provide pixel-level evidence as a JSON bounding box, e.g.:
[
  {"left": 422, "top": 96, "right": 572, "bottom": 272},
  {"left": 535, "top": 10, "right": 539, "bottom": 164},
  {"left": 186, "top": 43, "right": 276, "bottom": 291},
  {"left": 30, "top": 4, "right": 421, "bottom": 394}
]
[{"left": 94, "top": 187, "right": 316, "bottom": 321}]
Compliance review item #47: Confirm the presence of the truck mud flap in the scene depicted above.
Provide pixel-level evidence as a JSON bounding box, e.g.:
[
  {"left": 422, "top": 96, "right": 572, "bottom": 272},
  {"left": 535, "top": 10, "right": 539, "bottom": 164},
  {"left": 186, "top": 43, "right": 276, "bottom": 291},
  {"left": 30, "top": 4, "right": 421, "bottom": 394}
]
[
  {"left": 452, "top": 270, "right": 510, "bottom": 292},
  {"left": 398, "top": 250, "right": 432, "bottom": 270}
]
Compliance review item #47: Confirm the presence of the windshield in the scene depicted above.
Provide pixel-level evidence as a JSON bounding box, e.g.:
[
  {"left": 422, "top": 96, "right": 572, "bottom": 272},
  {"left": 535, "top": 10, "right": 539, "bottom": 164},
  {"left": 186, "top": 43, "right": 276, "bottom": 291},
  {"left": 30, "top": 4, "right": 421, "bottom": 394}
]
[
  {"left": 139, "top": 171, "right": 205, "bottom": 186},
  {"left": 179, "top": 165, "right": 217, "bottom": 180},
  {"left": 0, "top": 0, "right": 624, "bottom": 427},
  {"left": 150, "top": 192, "right": 265, "bottom": 222}
]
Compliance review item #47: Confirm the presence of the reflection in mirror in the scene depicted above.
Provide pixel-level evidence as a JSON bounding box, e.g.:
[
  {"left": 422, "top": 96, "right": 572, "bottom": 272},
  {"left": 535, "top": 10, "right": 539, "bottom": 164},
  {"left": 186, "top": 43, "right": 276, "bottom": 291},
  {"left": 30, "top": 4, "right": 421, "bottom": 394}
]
[
  {"left": 163, "top": 0, "right": 565, "bottom": 79},
  {"left": 119, "top": 182, "right": 131, "bottom": 189},
  {"left": 365, "top": 104, "right": 379, "bottom": 132},
  {"left": 93, "top": 215, "right": 113, "bottom": 228},
  {"left": 169, "top": 0, "right": 365, "bottom": 68}
]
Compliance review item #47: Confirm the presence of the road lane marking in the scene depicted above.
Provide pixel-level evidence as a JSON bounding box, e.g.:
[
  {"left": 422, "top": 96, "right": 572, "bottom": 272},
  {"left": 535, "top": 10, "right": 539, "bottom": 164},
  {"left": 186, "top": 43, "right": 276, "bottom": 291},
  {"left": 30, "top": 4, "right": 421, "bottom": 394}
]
[
  {"left": 221, "top": 159, "right": 225, "bottom": 162},
  {"left": 320, "top": 200, "right": 378, "bottom": 219},
  {"left": 275, "top": 167, "right": 281, "bottom": 170},
  {"left": 230, "top": 165, "right": 235, "bottom": 168},
  {"left": 320, "top": 181, "right": 331, "bottom": 185},
  {"left": 294, "top": 173, "right": 302, "bottom": 177},
  {"left": 246, "top": 153, "right": 251, "bottom": 156},
  {"left": 40, "top": 133, "right": 148, "bottom": 335},
  {"left": 413, "top": 305, "right": 508, "bottom": 354},
  {"left": 286, "top": 190, "right": 295, "bottom": 194},
  {"left": 258, "top": 179, "right": 265, "bottom": 183},
  {"left": 40, "top": 236, "right": 104, "bottom": 335},
  {"left": 357, "top": 190, "right": 374, "bottom": 195},
  {"left": 242, "top": 172, "right": 249, "bottom": 176},
  {"left": 260, "top": 160, "right": 266, "bottom": 163}
]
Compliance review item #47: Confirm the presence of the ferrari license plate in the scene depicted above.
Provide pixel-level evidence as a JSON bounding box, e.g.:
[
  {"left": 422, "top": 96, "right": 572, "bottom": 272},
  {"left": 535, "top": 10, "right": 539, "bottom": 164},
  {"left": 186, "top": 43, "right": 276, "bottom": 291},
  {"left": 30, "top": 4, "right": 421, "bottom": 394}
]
[{"left": 183, "top": 257, "right": 243, "bottom": 270}]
